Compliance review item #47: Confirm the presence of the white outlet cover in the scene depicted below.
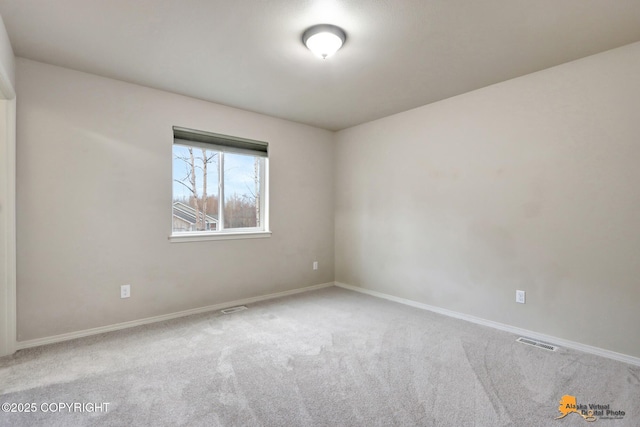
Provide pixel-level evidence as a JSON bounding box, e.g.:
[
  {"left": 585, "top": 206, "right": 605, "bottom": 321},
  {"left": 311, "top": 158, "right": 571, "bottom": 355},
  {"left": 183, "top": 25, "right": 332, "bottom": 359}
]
[
  {"left": 121, "top": 284, "right": 131, "bottom": 298},
  {"left": 516, "top": 290, "right": 525, "bottom": 304}
]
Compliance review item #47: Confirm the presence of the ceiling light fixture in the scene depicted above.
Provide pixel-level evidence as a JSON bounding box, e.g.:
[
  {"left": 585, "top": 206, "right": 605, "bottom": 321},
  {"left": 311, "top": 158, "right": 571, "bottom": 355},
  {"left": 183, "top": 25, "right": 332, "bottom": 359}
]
[{"left": 302, "top": 24, "right": 346, "bottom": 59}]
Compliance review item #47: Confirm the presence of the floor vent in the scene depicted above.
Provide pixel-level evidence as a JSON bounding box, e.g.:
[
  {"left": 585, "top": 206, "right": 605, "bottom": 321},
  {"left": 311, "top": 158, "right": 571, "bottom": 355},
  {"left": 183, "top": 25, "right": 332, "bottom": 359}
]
[
  {"left": 516, "top": 337, "right": 558, "bottom": 352},
  {"left": 221, "top": 306, "right": 248, "bottom": 315}
]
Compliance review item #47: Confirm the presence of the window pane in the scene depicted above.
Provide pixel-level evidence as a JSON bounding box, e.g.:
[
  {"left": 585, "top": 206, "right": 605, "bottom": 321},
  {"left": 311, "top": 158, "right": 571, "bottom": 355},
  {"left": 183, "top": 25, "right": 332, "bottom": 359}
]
[
  {"left": 223, "top": 153, "right": 261, "bottom": 229},
  {"left": 172, "top": 145, "right": 220, "bottom": 232}
]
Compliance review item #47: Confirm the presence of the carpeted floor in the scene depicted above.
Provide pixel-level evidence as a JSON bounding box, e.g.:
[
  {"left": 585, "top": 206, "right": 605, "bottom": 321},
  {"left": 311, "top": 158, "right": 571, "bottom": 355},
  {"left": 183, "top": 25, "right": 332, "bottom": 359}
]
[{"left": 0, "top": 286, "right": 638, "bottom": 426}]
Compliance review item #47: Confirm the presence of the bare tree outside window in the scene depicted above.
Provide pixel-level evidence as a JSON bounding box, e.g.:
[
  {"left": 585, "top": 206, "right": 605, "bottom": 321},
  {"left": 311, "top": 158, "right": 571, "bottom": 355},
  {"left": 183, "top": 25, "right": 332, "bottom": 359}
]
[
  {"left": 173, "top": 147, "right": 219, "bottom": 231},
  {"left": 223, "top": 153, "right": 260, "bottom": 229},
  {"left": 172, "top": 144, "right": 265, "bottom": 233}
]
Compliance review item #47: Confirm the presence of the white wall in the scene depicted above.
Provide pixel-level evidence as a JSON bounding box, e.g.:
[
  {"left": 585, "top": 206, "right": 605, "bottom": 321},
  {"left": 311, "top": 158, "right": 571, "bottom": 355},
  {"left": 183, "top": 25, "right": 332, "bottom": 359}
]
[
  {"left": 0, "top": 13, "right": 16, "bottom": 357},
  {"left": 335, "top": 42, "right": 640, "bottom": 358},
  {"left": 16, "top": 58, "right": 335, "bottom": 342},
  {"left": 0, "top": 14, "right": 14, "bottom": 99}
]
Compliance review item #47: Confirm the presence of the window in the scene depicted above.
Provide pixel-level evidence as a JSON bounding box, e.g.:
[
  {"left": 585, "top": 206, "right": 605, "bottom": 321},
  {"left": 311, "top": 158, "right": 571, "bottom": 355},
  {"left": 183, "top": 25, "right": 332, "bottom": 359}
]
[{"left": 171, "top": 126, "right": 269, "bottom": 241}]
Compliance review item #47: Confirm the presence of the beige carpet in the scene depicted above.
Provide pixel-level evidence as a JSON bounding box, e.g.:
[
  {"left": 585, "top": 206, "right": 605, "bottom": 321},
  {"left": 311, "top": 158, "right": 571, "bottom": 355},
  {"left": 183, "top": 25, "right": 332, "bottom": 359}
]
[{"left": 1, "top": 286, "right": 638, "bottom": 426}]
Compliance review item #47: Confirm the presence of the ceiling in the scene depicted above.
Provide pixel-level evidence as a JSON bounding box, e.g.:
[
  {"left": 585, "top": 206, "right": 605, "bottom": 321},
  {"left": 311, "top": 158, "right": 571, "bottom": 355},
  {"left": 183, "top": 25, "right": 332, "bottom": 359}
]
[{"left": 1, "top": 1, "right": 639, "bottom": 131}]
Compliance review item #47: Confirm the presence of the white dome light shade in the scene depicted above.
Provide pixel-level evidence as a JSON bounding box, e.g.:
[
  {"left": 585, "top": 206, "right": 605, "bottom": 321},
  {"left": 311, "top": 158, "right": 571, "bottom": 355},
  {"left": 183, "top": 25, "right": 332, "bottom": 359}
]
[{"left": 302, "top": 24, "right": 346, "bottom": 59}]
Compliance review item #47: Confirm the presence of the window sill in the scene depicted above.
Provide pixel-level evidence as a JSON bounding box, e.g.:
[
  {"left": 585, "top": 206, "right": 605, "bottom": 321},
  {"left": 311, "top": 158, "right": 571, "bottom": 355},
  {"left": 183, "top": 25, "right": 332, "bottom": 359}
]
[{"left": 169, "top": 230, "right": 272, "bottom": 243}]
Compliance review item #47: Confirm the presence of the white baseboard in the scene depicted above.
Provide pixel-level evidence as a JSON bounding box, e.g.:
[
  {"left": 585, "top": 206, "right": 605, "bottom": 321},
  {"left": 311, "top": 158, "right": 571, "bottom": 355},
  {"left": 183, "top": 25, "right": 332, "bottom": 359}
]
[
  {"left": 16, "top": 282, "right": 335, "bottom": 351},
  {"left": 335, "top": 282, "right": 640, "bottom": 367}
]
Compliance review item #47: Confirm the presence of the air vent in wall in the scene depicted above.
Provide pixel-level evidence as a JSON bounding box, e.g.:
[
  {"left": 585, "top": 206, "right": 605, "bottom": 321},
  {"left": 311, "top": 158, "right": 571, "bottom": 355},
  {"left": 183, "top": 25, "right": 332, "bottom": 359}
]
[
  {"left": 516, "top": 337, "right": 558, "bottom": 352},
  {"left": 221, "top": 306, "right": 248, "bottom": 315}
]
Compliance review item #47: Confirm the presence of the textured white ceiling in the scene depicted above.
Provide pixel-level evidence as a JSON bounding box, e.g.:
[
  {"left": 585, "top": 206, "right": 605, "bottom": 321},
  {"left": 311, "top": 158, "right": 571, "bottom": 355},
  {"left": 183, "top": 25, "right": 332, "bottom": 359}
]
[{"left": 1, "top": 0, "right": 639, "bottom": 130}]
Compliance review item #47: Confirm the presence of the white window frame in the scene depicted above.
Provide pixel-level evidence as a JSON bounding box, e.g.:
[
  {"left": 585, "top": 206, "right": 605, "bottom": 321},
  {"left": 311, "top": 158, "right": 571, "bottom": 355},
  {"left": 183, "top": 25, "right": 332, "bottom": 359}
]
[{"left": 170, "top": 127, "right": 270, "bottom": 243}]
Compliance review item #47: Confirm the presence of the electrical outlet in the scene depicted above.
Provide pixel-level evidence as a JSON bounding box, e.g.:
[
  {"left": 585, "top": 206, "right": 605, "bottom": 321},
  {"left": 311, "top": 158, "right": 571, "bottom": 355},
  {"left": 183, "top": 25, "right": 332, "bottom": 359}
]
[
  {"left": 516, "top": 290, "right": 525, "bottom": 304},
  {"left": 121, "top": 284, "right": 131, "bottom": 299},
  {"left": 313, "top": 261, "right": 318, "bottom": 270}
]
